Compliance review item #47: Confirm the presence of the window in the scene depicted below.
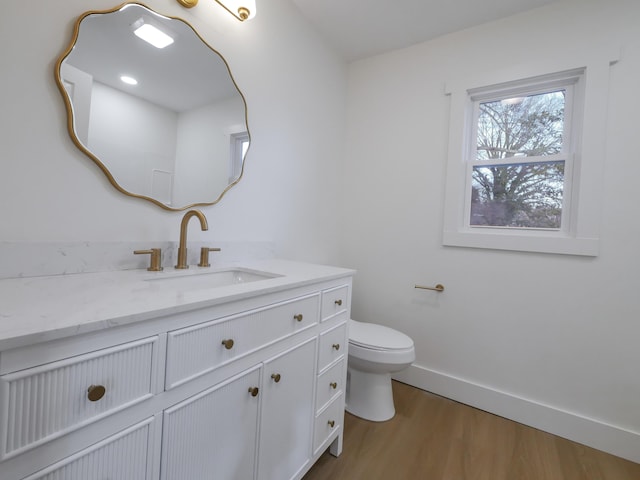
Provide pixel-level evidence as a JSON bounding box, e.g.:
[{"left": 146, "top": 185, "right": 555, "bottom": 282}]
[
  {"left": 468, "top": 75, "right": 577, "bottom": 232},
  {"left": 442, "top": 52, "right": 617, "bottom": 256},
  {"left": 229, "top": 131, "right": 250, "bottom": 183}
]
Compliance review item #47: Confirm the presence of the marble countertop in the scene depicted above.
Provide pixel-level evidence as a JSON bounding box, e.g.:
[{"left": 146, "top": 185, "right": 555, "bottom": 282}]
[{"left": 0, "top": 259, "right": 355, "bottom": 351}]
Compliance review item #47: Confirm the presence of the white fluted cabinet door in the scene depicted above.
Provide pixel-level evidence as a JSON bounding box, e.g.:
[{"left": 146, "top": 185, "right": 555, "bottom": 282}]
[
  {"left": 160, "top": 366, "right": 261, "bottom": 480},
  {"left": 258, "top": 338, "right": 316, "bottom": 480},
  {"left": 21, "top": 417, "right": 158, "bottom": 480}
]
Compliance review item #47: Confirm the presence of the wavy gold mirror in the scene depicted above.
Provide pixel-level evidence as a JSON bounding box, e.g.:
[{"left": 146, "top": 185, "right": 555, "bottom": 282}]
[{"left": 55, "top": 2, "right": 250, "bottom": 210}]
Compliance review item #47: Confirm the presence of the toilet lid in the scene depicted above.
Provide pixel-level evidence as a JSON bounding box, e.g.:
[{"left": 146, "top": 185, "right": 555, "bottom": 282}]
[{"left": 349, "top": 320, "right": 414, "bottom": 351}]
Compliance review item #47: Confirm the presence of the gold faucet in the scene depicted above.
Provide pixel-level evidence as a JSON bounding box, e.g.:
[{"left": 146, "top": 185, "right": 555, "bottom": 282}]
[
  {"left": 175, "top": 210, "right": 208, "bottom": 269},
  {"left": 133, "top": 248, "right": 163, "bottom": 271}
]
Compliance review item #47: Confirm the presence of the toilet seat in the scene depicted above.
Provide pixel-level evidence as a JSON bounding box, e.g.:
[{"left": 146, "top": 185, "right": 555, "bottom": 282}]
[{"left": 349, "top": 319, "right": 413, "bottom": 351}]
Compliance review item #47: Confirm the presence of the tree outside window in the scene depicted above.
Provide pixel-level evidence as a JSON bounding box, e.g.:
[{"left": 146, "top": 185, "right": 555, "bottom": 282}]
[{"left": 470, "top": 90, "right": 568, "bottom": 229}]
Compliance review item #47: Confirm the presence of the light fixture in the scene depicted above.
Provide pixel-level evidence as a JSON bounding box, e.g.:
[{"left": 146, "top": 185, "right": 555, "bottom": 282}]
[
  {"left": 133, "top": 22, "right": 175, "bottom": 49},
  {"left": 214, "top": 0, "right": 256, "bottom": 21},
  {"left": 176, "top": 0, "right": 256, "bottom": 21},
  {"left": 120, "top": 75, "right": 138, "bottom": 85}
]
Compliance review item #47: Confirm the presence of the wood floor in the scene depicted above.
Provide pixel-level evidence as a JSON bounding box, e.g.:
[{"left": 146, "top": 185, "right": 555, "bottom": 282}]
[{"left": 303, "top": 381, "right": 640, "bottom": 480}]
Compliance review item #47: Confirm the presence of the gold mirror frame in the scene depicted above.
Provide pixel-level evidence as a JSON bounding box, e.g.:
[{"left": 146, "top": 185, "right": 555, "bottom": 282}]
[{"left": 54, "top": 2, "right": 250, "bottom": 211}]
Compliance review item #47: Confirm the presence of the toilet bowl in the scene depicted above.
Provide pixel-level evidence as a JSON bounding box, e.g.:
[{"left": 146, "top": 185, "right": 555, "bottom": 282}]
[{"left": 346, "top": 319, "right": 415, "bottom": 422}]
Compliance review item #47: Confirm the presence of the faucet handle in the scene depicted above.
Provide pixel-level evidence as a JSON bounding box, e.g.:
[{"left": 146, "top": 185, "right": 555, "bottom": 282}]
[
  {"left": 134, "top": 248, "right": 163, "bottom": 271},
  {"left": 198, "top": 247, "right": 221, "bottom": 267}
]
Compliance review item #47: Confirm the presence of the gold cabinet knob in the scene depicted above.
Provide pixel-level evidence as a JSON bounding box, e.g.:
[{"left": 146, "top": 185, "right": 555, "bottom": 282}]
[
  {"left": 87, "top": 385, "right": 106, "bottom": 402},
  {"left": 327, "top": 420, "right": 335, "bottom": 428},
  {"left": 293, "top": 314, "right": 303, "bottom": 322},
  {"left": 334, "top": 299, "right": 343, "bottom": 306},
  {"left": 330, "top": 382, "right": 337, "bottom": 389},
  {"left": 332, "top": 343, "right": 340, "bottom": 351},
  {"left": 248, "top": 387, "right": 259, "bottom": 397},
  {"left": 221, "top": 339, "right": 235, "bottom": 350},
  {"left": 271, "top": 373, "right": 281, "bottom": 383}
]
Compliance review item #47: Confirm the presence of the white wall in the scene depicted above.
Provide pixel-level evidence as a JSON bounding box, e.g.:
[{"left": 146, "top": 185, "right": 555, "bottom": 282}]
[
  {"left": 173, "top": 95, "right": 245, "bottom": 206},
  {"left": 0, "top": 0, "right": 347, "bottom": 266},
  {"left": 342, "top": 0, "right": 640, "bottom": 462},
  {"left": 89, "top": 82, "right": 178, "bottom": 198}
]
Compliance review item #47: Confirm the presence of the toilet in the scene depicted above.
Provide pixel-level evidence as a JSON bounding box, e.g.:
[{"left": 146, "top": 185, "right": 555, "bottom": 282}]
[{"left": 346, "top": 319, "right": 415, "bottom": 422}]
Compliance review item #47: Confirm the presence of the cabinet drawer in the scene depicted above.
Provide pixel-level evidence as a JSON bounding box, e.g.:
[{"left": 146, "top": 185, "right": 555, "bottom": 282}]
[
  {"left": 21, "top": 417, "right": 156, "bottom": 480},
  {"left": 166, "top": 294, "right": 319, "bottom": 388},
  {"left": 313, "top": 395, "right": 344, "bottom": 455},
  {"left": 0, "top": 336, "right": 158, "bottom": 460},
  {"left": 321, "top": 285, "right": 349, "bottom": 322},
  {"left": 316, "top": 359, "right": 344, "bottom": 413},
  {"left": 318, "top": 322, "right": 347, "bottom": 373}
]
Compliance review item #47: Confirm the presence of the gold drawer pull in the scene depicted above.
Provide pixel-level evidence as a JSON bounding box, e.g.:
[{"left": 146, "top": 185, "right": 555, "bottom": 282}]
[
  {"left": 332, "top": 343, "right": 340, "bottom": 351},
  {"left": 248, "top": 387, "right": 259, "bottom": 397},
  {"left": 87, "top": 385, "right": 106, "bottom": 402},
  {"left": 334, "top": 299, "right": 343, "bottom": 306},
  {"left": 271, "top": 373, "right": 281, "bottom": 383},
  {"left": 221, "top": 339, "right": 235, "bottom": 350},
  {"left": 330, "top": 382, "right": 337, "bottom": 389},
  {"left": 327, "top": 420, "right": 335, "bottom": 428},
  {"left": 293, "top": 314, "right": 303, "bottom": 322}
]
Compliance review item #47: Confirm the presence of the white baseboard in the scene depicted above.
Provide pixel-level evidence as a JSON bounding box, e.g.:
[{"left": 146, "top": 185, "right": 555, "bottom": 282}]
[{"left": 393, "top": 364, "right": 640, "bottom": 464}]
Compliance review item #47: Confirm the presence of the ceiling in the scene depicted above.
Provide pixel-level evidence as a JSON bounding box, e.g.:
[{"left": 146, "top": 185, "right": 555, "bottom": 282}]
[
  {"left": 291, "top": 0, "right": 561, "bottom": 62},
  {"left": 64, "top": 4, "right": 240, "bottom": 112},
  {"left": 59, "top": 1, "right": 564, "bottom": 110}
]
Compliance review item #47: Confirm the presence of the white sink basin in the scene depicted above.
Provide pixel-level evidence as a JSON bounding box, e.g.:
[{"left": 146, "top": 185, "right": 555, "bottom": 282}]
[{"left": 145, "top": 268, "right": 281, "bottom": 290}]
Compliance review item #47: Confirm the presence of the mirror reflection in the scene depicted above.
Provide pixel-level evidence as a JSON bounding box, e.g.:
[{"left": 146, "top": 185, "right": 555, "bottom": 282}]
[{"left": 56, "top": 3, "right": 250, "bottom": 210}]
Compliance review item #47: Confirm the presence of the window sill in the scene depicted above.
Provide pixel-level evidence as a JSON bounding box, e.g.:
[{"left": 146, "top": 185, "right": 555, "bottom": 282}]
[{"left": 443, "top": 229, "right": 599, "bottom": 256}]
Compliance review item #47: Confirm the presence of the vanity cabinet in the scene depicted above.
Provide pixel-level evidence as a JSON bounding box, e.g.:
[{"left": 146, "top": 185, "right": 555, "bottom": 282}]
[
  {"left": 161, "top": 338, "right": 317, "bottom": 480},
  {"left": 161, "top": 366, "right": 261, "bottom": 480},
  {"left": 313, "top": 293, "right": 349, "bottom": 457},
  {"left": 0, "top": 269, "right": 352, "bottom": 480}
]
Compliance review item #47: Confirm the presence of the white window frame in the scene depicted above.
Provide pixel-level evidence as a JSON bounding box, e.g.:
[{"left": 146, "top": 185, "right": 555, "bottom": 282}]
[
  {"left": 229, "top": 131, "right": 249, "bottom": 184},
  {"left": 442, "top": 49, "right": 619, "bottom": 256},
  {"left": 466, "top": 71, "right": 579, "bottom": 235}
]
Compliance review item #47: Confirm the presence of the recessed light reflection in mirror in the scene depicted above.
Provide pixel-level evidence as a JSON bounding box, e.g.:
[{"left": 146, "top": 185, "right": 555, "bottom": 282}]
[
  {"left": 133, "top": 22, "right": 174, "bottom": 49},
  {"left": 120, "top": 75, "right": 138, "bottom": 85}
]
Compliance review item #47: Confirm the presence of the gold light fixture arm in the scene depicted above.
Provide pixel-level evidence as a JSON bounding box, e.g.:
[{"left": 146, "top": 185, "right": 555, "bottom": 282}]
[
  {"left": 214, "top": 1, "right": 252, "bottom": 21},
  {"left": 176, "top": 0, "right": 198, "bottom": 8},
  {"left": 176, "top": 0, "right": 255, "bottom": 21}
]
